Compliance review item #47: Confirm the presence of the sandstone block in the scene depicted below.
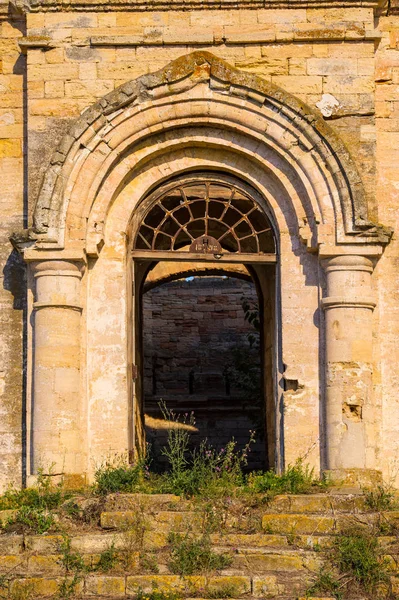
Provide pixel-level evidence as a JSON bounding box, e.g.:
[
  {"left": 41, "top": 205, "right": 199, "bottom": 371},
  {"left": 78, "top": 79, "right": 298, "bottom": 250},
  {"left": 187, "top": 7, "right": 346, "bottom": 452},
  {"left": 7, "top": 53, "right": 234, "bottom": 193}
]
[
  {"left": 323, "top": 75, "right": 374, "bottom": 94},
  {"left": 0, "top": 124, "right": 23, "bottom": 139},
  {"left": 29, "top": 63, "right": 79, "bottom": 81},
  {"left": 233, "top": 552, "right": 305, "bottom": 571},
  {"left": 45, "top": 80, "right": 64, "bottom": 98},
  {"left": 0, "top": 535, "right": 23, "bottom": 554},
  {"left": 10, "top": 578, "right": 64, "bottom": 597},
  {"left": 85, "top": 575, "right": 126, "bottom": 596},
  {"left": 252, "top": 575, "right": 284, "bottom": 597},
  {"left": 45, "top": 47, "right": 64, "bottom": 64},
  {"left": 262, "top": 513, "right": 336, "bottom": 534},
  {"left": 0, "top": 139, "right": 21, "bottom": 158},
  {"left": 25, "top": 535, "right": 64, "bottom": 553},
  {"left": 307, "top": 57, "right": 358, "bottom": 75},
  {"left": 28, "top": 555, "right": 63, "bottom": 575},
  {"left": 207, "top": 575, "right": 251, "bottom": 595},
  {"left": 126, "top": 575, "right": 205, "bottom": 594},
  {"left": 272, "top": 75, "right": 323, "bottom": 94},
  {"left": 0, "top": 555, "right": 27, "bottom": 573}
]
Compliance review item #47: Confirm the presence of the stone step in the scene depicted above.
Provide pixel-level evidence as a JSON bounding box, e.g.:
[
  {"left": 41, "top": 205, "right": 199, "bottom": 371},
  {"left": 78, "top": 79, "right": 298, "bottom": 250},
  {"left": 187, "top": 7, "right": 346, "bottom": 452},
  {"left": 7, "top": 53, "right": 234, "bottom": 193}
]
[
  {"left": 4, "top": 574, "right": 306, "bottom": 598},
  {"left": 101, "top": 492, "right": 370, "bottom": 514},
  {"left": 100, "top": 510, "right": 198, "bottom": 531},
  {"left": 2, "top": 529, "right": 396, "bottom": 557},
  {"left": 103, "top": 493, "right": 183, "bottom": 512},
  {"left": 262, "top": 511, "right": 399, "bottom": 535},
  {"left": 0, "top": 549, "right": 326, "bottom": 576},
  {"left": 267, "top": 493, "right": 368, "bottom": 514},
  {"left": 100, "top": 507, "right": 399, "bottom": 535}
]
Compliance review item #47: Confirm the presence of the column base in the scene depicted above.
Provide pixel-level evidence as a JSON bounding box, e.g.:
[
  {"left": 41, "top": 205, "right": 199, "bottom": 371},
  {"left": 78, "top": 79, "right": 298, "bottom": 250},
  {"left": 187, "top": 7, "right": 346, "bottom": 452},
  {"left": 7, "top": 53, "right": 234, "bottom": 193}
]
[{"left": 323, "top": 468, "right": 382, "bottom": 490}]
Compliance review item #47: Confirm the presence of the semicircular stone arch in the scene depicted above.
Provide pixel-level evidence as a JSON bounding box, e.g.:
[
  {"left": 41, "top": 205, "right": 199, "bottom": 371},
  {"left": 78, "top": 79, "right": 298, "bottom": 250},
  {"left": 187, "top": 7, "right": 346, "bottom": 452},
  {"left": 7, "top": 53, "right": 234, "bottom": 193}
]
[{"left": 26, "top": 50, "right": 391, "bottom": 253}]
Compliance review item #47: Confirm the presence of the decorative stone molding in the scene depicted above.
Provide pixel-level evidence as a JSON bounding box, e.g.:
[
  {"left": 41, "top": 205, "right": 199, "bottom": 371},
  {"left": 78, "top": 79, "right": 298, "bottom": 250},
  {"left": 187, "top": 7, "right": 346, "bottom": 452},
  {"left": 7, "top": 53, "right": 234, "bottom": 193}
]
[
  {"left": 12, "top": 51, "right": 392, "bottom": 255},
  {"left": 3, "top": 0, "right": 382, "bottom": 15}
]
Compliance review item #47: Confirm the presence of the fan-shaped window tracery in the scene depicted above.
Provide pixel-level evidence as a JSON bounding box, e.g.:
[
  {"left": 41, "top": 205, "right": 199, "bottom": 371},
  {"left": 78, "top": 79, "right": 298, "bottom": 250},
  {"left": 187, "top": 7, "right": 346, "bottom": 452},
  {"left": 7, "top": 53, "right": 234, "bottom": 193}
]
[{"left": 134, "top": 176, "right": 275, "bottom": 255}]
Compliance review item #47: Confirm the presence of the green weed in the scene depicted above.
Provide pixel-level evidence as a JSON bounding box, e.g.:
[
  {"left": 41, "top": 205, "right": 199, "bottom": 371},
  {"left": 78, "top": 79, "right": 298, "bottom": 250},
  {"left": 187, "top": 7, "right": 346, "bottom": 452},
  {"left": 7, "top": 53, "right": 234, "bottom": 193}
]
[
  {"left": 364, "top": 484, "right": 396, "bottom": 512},
  {"left": 159, "top": 401, "right": 255, "bottom": 498},
  {"left": 0, "top": 467, "right": 70, "bottom": 511},
  {"left": 306, "top": 567, "right": 343, "bottom": 600},
  {"left": 205, "top": 583, "right": 240, "bottom": 598},
  {"left": 56, "top": 573, "right": 82, "bottom": 600},
  {"left": 94, "top": 454, "right": 146, "bottom": 495},
  {"left": 168, "top": 532, "right": 232, "bottom": 576},
  {"left": 140, "top": 552, "right": 160, "bottom": 574},
  {"left": 5, "top": 505, "right": 56, "bottom": 534},
  {"left": 94, "top": 543, "right": 119, "bottom": 572},
  {"left": 58, "top": 535, "right": 86, "bottom": 573},
  {"left": 135, "top": 589, "right": 183, "bottom": 600},
  {"left": 334, "top": 527, "right": 391, "bottom": 595},
  {"left": 247, "top": 459, "right": 326, "bottom": 496}
]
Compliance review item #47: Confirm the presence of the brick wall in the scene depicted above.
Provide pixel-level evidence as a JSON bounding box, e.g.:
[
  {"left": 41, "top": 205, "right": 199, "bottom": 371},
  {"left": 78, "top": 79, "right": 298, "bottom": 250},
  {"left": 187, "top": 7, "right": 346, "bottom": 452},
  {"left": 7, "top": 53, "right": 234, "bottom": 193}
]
[{"left": 143, "top": 276, "right": 267, "bottom": 469}]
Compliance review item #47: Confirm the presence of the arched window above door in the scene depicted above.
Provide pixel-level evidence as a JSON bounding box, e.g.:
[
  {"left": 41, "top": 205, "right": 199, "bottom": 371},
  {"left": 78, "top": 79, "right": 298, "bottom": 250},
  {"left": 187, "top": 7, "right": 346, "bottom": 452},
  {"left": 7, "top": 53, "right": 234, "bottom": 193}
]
[{"left": 134, "top": 174, "right": 275, "bottom": 255}]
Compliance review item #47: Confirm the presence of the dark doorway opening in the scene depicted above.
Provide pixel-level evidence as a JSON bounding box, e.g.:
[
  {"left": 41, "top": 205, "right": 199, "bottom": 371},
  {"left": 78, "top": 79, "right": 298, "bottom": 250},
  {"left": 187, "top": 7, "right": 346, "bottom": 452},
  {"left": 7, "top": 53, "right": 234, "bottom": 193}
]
[{"left": 142, "top": 274, "right": 266, "bottom": 471}]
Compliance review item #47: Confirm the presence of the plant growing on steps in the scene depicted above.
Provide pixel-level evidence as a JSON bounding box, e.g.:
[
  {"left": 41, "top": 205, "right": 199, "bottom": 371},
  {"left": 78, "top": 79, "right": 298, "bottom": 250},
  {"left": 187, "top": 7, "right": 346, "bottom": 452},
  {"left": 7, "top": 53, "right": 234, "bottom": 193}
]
[
  {"left": 364, "top": 483, "right": 397, "bottom": 511},
  {"left": 308, "top": 524, "right": 395, "bottom": 600},
  {"left": 4, "top": 505, "right": 56, "bottom": 535},
  {"left": 135, "top": 589, "right": 183, "bottom": 600},
  {"left": 159, "top": 400, "right": 256, "bottom": 497},
  {"left": 168, "top": 532, "right": 232, "bottom": 576},
  {"left": 0, "top": 465, "right": 71, "bottom": 511},
  {"left": 334, "top": 527, "right": 392, "bottom": 596},
  {"left": 94, "top": 453, "right": 148, "bottom": 494},
  {"left": 306, "top": 567, "right": 343, "bottom": 600},
  {"left": 247, "top": 458, "right": 327, "bottom": 497}
]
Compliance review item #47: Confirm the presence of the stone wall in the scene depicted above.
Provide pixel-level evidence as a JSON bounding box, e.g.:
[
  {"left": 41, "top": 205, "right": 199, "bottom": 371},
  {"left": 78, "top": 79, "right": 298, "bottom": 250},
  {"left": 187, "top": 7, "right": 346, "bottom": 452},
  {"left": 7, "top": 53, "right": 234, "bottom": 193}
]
[
  {"left": 0, "top": 15, "right": 26, "bottom": 489},
  {"left": 143, "top": 276, "right": 266, "bottom": 470},
  {"left": 1, "top": 1, "right": 399, "bottom": 489}
]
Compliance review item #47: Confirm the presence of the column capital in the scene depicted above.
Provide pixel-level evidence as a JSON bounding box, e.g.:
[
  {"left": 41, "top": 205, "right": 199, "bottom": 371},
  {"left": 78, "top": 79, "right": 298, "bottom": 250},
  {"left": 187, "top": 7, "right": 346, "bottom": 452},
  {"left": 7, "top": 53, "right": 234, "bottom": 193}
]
[
  {"left": 32, "top": 259, "right": 85, "bottom": 279},
  {"left": 320, "top": 254, "right": 374, "bottom": 274},
  {"left": 321, "top": 254, "right": 376, "bottom": 312},
  {"left": 32, "top": 260, "right": 84, "bottom": 312}
]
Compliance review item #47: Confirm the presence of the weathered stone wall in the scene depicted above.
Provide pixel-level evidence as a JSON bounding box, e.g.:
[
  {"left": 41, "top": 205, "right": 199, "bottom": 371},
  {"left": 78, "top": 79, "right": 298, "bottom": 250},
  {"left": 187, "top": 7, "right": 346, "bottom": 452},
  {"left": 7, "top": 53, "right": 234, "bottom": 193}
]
[
  {"left": 374, "top": 16, "right": 399, "bottom": 482},
  {"left": 0, "top": 15, "right": 26, "bottom": 490},
  {"left": 0, "top": 1, "right": 399, "bottom": 489}
]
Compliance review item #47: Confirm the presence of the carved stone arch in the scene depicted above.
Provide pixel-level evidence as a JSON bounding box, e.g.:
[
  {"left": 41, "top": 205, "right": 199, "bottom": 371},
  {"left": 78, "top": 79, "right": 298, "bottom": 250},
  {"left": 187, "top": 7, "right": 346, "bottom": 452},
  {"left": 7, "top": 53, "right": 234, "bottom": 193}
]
[{"left": 21, "top": 50, "right": 391, "bottom": 252}]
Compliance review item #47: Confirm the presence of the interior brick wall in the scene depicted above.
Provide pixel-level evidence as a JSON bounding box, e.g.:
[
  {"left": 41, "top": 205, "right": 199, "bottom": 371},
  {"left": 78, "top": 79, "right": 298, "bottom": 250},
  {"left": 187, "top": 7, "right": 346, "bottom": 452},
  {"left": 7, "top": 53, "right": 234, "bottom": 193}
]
[{"left": 143, "top": 276, "right": 267, "bottom": 469}]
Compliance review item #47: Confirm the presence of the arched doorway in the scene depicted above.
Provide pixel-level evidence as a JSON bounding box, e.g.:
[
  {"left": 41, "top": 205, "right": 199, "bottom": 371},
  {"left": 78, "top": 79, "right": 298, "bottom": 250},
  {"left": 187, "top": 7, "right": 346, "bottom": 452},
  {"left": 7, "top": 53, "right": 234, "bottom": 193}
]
[
  {"left": 14, "top": 51, "right": 389, "bottom": 487},
  {"left": 130, "top": 172, "right": 278, "bottom": 470}
]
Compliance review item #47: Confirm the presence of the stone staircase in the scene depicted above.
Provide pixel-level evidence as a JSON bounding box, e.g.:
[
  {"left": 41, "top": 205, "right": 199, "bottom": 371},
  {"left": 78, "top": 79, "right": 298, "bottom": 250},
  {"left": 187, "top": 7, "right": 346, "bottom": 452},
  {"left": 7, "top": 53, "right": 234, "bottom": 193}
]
[{"left": 1, "top": 492, "right": 399, "bottom": 599}]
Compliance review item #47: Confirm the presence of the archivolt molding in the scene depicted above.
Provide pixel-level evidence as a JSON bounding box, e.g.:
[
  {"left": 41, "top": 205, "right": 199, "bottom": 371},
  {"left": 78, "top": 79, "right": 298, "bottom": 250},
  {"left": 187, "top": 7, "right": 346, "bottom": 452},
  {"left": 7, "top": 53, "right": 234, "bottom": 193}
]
[{"left": 14, "top": 51, "right": 392, "bottom": 256}]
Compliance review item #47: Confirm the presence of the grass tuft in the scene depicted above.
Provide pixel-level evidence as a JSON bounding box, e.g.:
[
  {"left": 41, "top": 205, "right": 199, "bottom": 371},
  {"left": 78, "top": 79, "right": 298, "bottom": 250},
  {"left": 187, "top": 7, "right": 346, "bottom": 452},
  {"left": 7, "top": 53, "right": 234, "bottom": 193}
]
[{"left": 168, "top": 532, "right": 232, "bottom": 576}]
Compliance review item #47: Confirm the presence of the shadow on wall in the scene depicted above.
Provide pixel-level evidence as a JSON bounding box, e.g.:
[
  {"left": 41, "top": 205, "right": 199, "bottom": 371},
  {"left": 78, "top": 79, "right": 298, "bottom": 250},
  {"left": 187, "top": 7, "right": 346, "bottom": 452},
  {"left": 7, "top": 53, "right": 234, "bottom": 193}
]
[{"left": 2, "top": 249, "right": 27, "bottom": 486}]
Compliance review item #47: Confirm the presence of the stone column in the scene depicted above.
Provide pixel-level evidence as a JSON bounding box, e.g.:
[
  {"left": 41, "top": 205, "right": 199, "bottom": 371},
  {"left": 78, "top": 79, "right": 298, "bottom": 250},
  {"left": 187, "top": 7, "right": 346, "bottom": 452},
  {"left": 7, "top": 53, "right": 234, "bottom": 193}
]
[
  {"left": 321, "top": 255, "right": 380, "bottom": 485},
  {"left": 31, "top": 260, "right": 85, "bottom": 485}
]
